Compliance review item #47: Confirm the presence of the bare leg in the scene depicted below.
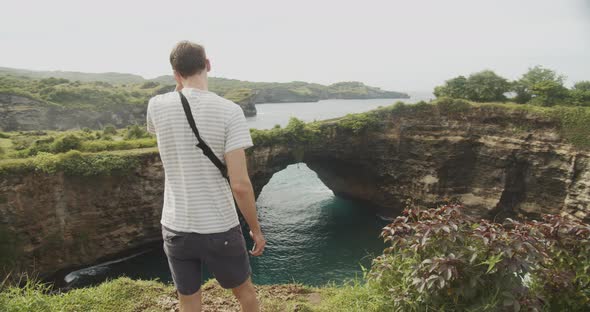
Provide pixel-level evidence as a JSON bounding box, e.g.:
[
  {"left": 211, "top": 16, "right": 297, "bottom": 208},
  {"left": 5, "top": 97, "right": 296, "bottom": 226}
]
[
  {"left": 178, "top": 289, "right": 202, "bottom": 312},
  {"left": 231, "top": 278, "right": 259, "bottom": 312}
]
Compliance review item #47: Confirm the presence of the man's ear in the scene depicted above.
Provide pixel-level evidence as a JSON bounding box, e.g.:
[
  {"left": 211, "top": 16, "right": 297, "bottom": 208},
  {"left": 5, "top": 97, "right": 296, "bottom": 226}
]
[
  {"left": 173, "top": 70, "right": 183, "bottom": 83},
  {"left": 206, "top": 59, "right": 211, "bottom": 72}
]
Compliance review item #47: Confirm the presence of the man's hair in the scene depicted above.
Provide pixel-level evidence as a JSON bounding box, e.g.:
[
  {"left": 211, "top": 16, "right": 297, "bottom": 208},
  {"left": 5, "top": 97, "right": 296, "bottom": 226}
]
[{"left": 169, "top": 41, "right": 207, "bottom": 78}]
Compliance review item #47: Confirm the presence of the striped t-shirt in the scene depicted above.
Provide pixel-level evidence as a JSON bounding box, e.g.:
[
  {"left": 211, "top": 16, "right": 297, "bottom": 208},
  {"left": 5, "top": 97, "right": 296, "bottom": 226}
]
[{"left": 146, "top": 87, "right": 253, "bottom": 234}]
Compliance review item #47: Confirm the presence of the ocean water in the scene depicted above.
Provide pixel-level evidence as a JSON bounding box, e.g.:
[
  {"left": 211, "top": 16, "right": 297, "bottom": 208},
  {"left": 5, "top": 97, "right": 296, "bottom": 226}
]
[
  {"left": 61, "top": 97, "right": 432, "bottom": 288},
  {"left": 64, "top": 164, "right": 386, "bottom": 288},
  {"left": 246, "top": 93, "right": 433, "bottom": 129}
]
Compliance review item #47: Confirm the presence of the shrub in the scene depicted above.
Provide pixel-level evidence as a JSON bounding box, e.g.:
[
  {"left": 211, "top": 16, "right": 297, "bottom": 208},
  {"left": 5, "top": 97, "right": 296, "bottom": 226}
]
[
  {"left": 337, "top": 112, "right": 381, "bottom": 133},
  {"left": 529, "top": 215, "right": 590, "bottom": 310},
  {"left": 435, "top": 97, "right": 471, "bottom": 114},
  {"left": 370, "top": 203, "right": 546, "bottom": 311},
  {"left": 368, "top": 203, "right": 590, "bottom": 311},
  {"left": 124, "top": 124, "right": 149, "bottom": 140},
  {"left": 79, "top": 138, "right": 156, "bottom": 152},
  {"left": 140, "top": 81, "right": 159, "bottom": 89},
  {"left": 549, "top": 106, "right": 590, "bottom": 148},
  {"left": 0, "top": 132, "right": 10, "bottom": 139},
  {"left": 52, "top": 150, "right": 140, "bottom": 176},
  {"left": 284, "top": 117, "right": 319, "bottom": 143},
  {"left": 250, "top": 118, "right": 321, "bottom": 146},
  {"left": 31, "top": 152, "right": 60, "bottom": 173},
  {"left": 51, "top": 134, "right": 82, "bottom": 153},
  {"left": 102, "top": 124, "right": 117, "bottom": 135}
]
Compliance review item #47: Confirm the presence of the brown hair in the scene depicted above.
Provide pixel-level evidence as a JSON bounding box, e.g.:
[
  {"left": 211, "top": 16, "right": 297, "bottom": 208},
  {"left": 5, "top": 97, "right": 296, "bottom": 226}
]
[{"left": 169, "top": 41, "right": 207, "bottom": 77}]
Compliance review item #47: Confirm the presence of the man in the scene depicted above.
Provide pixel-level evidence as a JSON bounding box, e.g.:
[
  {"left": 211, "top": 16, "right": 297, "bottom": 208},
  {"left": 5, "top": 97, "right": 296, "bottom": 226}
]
[{"left": 146, "top": 40, "right": 266, "bottom": 312}]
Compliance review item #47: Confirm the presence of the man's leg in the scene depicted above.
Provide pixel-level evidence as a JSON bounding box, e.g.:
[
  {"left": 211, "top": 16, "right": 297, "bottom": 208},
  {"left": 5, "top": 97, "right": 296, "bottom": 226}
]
[
  {"left": 178, "top": 289, "right": 202, "bottom": 312},
  {"left": 162, "top": 226, "right": 204, "bottom": 312},
  {"left": 231, "top": 278, "right": 259, "bottom": 312}
]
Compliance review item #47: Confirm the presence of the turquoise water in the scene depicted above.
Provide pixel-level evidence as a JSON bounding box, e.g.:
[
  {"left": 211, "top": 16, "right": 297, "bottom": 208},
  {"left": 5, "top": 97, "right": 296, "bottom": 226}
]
[{"left": 64, "top": 164, "right": 386, "bottom": 288}]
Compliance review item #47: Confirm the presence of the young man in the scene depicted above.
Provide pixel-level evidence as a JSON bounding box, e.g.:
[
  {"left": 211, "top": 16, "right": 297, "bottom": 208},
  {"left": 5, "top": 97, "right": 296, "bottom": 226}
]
[{"left": 146, "top": 41, "right": 266, "bottom": 312}]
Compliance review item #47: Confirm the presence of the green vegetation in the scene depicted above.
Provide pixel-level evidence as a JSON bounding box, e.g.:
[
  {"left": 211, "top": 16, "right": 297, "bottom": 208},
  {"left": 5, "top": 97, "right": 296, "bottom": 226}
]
[
  {"left": 335, "top": 204, "right": 590, "bottom": 311},
  {"left": 0, "top": 277, "right": 321, "bottom": 312},
  {"left": 0, "top": 127, "right": 156, "bottom": 160},
  {"left": 102, "top": 124, "right": 117, "bottom": 136},
  {"left": 434, "top": 70, "right": 510, "bottom": 102},
  {"left": 250, "top": 117, "right": 323, "bottom": 146},
  {"left": 0, "top": 149, "right": 156, "bottom": 176},
  {"left": 0, "top": 75, "right": 157, "bottom": 112},
  {"left": 435, "top": 66, "right": 590, "bottom": 107}
]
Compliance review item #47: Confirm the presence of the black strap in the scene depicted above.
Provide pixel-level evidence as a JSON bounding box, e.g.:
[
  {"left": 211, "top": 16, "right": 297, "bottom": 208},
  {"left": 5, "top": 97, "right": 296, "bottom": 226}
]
[{"left": 178, "top": 91, "right": 229, "bottom": 180}]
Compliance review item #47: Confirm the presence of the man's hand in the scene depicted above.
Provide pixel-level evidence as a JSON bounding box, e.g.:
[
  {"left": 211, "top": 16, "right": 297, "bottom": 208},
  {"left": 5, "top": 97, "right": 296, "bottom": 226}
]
[
  {"left": 225, "top": 148, "right": 266, "bottom": 256},
  {"left": 249, "top": 230, "right": 266, "bottom": 256}
]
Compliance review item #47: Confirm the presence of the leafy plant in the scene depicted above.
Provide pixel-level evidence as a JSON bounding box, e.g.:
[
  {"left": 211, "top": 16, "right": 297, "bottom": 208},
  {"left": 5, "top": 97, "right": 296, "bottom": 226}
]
[
  {"left": 51, "top": 134, "right": 81, "bottom": 153},
  {"left": 529, "top": 215, "right": 590, "bottom": 310},
  {"left": 370, "top": 203, "right": 545, "bottom": 311},
  {"left": 124, "top": 124, "right": 150, "bottom": 140}
]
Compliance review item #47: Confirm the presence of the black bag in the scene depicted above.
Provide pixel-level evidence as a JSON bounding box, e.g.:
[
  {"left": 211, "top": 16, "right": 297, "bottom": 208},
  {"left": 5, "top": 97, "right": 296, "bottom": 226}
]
[{"left": 178, "top": 91, "right": 229, "bottom": 181}]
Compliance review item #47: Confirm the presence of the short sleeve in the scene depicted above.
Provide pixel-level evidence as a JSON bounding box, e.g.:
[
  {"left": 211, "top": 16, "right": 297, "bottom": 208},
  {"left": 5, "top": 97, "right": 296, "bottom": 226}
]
[
  {"left": 225, "top": 105, "right": 253, "bottom": 153},
  {"left": 146, "top": 98, "right": 156, "bottom": 134}
]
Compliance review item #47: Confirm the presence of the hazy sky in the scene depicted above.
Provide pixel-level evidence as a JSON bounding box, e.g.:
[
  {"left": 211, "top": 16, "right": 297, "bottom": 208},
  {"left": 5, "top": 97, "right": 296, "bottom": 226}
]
[{"left": 2, "top": 0, "right": 589, "bottom": 91}]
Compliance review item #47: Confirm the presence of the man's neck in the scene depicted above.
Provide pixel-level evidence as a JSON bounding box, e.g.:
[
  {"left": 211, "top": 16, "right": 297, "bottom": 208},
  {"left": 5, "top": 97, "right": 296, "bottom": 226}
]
[{"left": 181, "top": 74, "right": 208, "bottom": 91}]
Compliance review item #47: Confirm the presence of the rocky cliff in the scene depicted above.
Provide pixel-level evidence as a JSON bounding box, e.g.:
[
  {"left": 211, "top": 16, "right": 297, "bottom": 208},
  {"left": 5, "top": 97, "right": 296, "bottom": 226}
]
[
  {"left": 1, "top": 102, "right": 588, "bottom": 280},
  {"left": 0, "top": 94, "right": 148, "bottom": 131}
]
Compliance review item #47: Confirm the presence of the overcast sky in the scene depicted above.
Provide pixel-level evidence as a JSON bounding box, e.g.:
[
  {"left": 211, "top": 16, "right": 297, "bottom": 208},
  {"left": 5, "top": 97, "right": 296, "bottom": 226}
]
[{"left": 1, "top": 0, "right": 589, "bottom": 92}]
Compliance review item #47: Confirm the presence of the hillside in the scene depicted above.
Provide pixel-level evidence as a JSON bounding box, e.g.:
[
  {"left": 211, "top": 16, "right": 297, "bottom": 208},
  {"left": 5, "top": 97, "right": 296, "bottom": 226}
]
[{"left": 0, "top": 67, "right": 409, "bottom": 131}]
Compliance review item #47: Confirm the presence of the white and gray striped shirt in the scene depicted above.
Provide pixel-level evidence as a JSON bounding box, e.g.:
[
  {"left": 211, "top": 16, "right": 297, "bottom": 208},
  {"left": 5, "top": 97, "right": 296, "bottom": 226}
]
[{"left": 146, "top": 88, "right": 253, "bottom": 234}]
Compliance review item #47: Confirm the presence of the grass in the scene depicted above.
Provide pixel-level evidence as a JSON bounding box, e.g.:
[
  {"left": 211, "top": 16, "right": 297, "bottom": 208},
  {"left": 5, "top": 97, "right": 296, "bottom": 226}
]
[
  {"left": 0, "top": 277, "right": 329, "bottom": 312},
  {"left": 0, "top": 127, "right": 156, "bottom": 159},
  {"left": 0, "top": 274, "right": 411, "bottom": 312},
  {"left": 0, "top": 148, "right": 158, "bottom": 176}
]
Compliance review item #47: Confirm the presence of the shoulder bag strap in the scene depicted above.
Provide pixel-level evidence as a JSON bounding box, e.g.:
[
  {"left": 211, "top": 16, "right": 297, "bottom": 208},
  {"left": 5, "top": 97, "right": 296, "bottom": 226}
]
[{"left": 178, "top": 91, "right": 229, "bottom": 180}]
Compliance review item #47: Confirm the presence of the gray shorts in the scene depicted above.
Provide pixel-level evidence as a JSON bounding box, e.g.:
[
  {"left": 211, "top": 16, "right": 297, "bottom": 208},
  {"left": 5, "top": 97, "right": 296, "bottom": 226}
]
[{"left": 162, "top": 224, "right": 252, "bottom": 295}]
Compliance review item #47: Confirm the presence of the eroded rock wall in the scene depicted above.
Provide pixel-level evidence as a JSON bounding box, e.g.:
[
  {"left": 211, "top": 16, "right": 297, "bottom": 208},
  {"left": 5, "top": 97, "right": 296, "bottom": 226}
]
[{"left": 302, "top": 107, "right": 589, "bottom": 221}]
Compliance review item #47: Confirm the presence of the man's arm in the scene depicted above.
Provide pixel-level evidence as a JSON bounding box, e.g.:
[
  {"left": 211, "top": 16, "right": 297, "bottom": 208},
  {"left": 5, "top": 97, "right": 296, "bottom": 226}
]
[
  {"left": 146, "top": 99, "right": 156, "bottom": 134},
  {"left": 225, "top": 148, "right": 266, "bottom": 256}
]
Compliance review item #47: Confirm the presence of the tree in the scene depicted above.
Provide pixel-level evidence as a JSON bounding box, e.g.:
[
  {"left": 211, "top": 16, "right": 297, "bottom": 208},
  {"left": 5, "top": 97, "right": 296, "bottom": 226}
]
[
  {"left": 103, "top": 124, "right": 117, "bottom": 135},
  {"left": 512, "top": 66, "right": 566, "bottom": 105},
  {"left": 434, "top": 71, "right": 510, "bottom": 102},
  {"left": 569, "top": 81, "right": 590, "bottom": 106},
  {"left": 464, "top": 70, "right": 510, "bottom": 102},
  {"left": 434, "top": 76, "right": 469, "bottom": 99},
  {"left": 530, "top": 80, "right": 569, "bottom": 106}
]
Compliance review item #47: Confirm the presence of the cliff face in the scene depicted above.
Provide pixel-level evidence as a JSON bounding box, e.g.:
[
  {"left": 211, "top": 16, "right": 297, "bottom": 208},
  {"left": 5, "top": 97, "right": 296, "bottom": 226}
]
[
  {"left": 0, "top": 153, "right": 165, "bottom": 277},
  {"left": 1, "top": 104, "right": 588, "bottom": 280},
  {"left": 301, "top": 109, "right": 589, "bottom": 221},
  {"left": 0, "top": 94, "right": 147, "bottom": 131}
]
